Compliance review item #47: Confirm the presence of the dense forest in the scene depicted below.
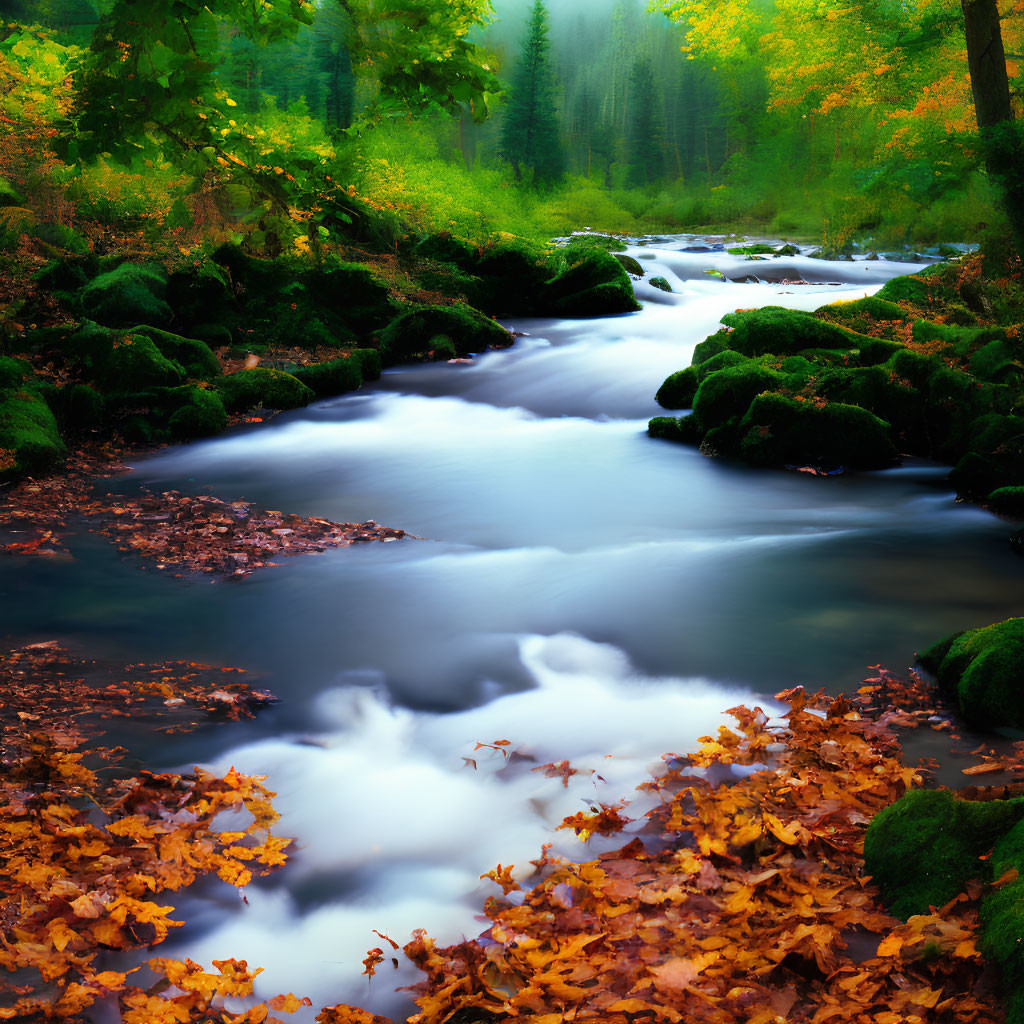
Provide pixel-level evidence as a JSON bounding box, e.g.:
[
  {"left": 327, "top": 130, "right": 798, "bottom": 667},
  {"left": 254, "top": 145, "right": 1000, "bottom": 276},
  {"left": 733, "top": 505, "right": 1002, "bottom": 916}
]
[{"left": 4, "top": 1, "right": 1024, "bottom": 1024}]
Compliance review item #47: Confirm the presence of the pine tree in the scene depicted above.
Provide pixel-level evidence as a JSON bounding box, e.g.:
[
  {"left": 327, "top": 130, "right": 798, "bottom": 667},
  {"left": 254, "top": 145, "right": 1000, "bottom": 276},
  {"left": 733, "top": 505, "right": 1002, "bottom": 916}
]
[
  {"left": 499, "top": 0, "right": 565, "bottom": 184},
  {"left": 625, "top": 57, "right": 662, "bottom": 186}
]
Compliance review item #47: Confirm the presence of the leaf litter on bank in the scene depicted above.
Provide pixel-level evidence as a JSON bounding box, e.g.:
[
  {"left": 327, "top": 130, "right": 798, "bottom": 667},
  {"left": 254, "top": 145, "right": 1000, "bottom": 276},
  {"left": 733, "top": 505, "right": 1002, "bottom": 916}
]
[{"left": 0, "top": 441, "right": 410, "bottom": 575}]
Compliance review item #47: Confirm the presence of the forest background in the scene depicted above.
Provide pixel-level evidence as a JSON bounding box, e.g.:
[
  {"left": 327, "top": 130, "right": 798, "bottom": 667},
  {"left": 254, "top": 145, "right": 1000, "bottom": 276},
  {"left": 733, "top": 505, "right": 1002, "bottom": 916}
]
[{"left": 3, "top": 0, "right": 1022, "bottom": 266}]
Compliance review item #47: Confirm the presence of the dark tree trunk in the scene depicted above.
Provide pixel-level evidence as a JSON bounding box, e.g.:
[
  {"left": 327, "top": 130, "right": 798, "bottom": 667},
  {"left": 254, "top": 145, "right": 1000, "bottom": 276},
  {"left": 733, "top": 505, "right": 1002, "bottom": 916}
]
[
  {"left": 962, "top": 0, "right": 1024, "bottom": 252},
  {"left": 962, "top": 0, "right": 1012, "bottom": 127}
]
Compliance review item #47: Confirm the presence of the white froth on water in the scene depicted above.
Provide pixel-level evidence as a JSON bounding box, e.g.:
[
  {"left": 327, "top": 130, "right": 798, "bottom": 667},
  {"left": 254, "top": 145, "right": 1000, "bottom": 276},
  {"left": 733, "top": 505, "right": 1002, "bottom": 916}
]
[{"left": 164, "top": 633, "right": 768, "bottom": 1017}]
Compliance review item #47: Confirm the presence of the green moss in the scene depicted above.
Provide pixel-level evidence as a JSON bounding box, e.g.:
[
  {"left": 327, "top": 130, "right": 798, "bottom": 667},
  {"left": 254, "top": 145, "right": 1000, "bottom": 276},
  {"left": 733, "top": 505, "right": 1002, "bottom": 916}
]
[
  {"left": 127, "top": 326, "right": 221, "bottom": 380},
  {"left": 691, "top": 362, "right": 783, "bottom": 429},
  {"left": 0, "top": 389, "right": 65, "bottom": 478},
  {"left": 0, "top": 357, "right": 31, "bottom": 390},
  {"left": 0, "top": 175, "right": 24, "bottom": 206},
  {"left": 379, "top": 305, "right": 511, "bottom": 364},
  {"left": 613, "top": 253, "right": 644, "bottom": 276},
  {"left": 988, "top": 487, "right": 1024, "bottom": 517},
  {"left": 727, "top": 243, "right": 777, "bottom": 255},
  {"left": 166, "top": 259, "right": 233, "bottom": 327},
  {"left": 350, "top": 348, "right": 381, "bottom": 382},
  {"left": 473, "top": 238, "right": 550, "bottom": 314},
  {"left": 970, "top": 337, "right": 1024, "bottom": 384},
  {"left": 719, "top": 307, "right": 853, "bottom": 357},
  {"left": 649, "top": 276, "right": 672, "bottom": 292},
  {"left": 167, "top": 386, "right": 228, "bottom": 439},
  {"left": 875, "top": 273, "right": 933, "bottom": 306},
  {"left": 920, "top": 618, "right": 1024, "bottom": 729},
  {"left": 949, "top": 415, "right": 1024, "bottom": 496},
  {"left": 79, "top": 263, "right": 172, "bottom": 328},
  {"left": 67, "top": 323, "right": 185, "bottom": 390},
  {"left": 737, "top": 394, "right": 898, "bottom": 469},
  {"left": 864, "top": 789, "right": 1024, "bottom": 920},
  {"left": 657, "top": 368, "right": 698, "bottom": 410},
  {"left": 34, "top": 256, "right": 91, "bottom": 295},
  {"left": 692, "top": 335, "right": 730, "bottom": 365},
  {"left": 855, "top": 337, "right": 903, "bottom": 365},
  {"left": 291, "top": 357, "right": 363, "bottom": 398},
  {"left": 51, "top": 383, "right": 105, "bottom": 433},
  {"left": 543, "top": 246, "right": 641, "bottom": 316},
  {"left": 414, "top": 231, "right": 478, "bottom": 268},
  {"left": 214, "top": 368, "right": 313, "bottom": 413},
  {"left": 648, "top": 415, "right": 685, "bottom": 440},
  {"left": 816, "top": 296, "right": 912, "bottom": 335}
]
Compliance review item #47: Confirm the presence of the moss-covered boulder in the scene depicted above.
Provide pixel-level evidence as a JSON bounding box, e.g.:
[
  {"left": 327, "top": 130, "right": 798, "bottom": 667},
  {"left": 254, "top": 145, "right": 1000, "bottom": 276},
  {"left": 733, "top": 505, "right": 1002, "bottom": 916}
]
[
  {"left": 919, "top": 618, "right": 1024, "bottom": 729},
  {"left": 66, "top": 322, "right": 186, "bottom": 390},
  {"left": 112, "top": 385, "right": 227, "bottom": 443},
  {"left": 0, "top": 356, "right": 31, "bottom": 390},
  {"left": 47, "top": 383, "right": 105, "bottom": 434},
  {"left": 736, "top": 394, "right": 898, "bottom": 469},
  {"left": 379, "top": 305, "right": 511, "bottom": 364},
  {"left": 166, "top": 258, "right": 233, "bottom": 328},
  {"left": 0, "top": 389, "right": 65, "bottom": 478},
  {"left": 613, "top": 253, "right": 644, "bottom": 276},
  {"left": 718, "top": 307, "right": 854, "bottom": 358},
  {"left": 949, "top": 414, "right": 1024, "bottom": 497},
  {"left": 472, "top": 238, "right": 551, "bottom": 315},
  {"left": 414, "top": 232, "right": 478, "bottom": 269},
  {"left": 542, "top": 244, "right": 641, "bottom": 317},
  {"left": 167, "top": 386, "right": 228, "bottom": 439},
  {"left": 79, "top": 263, "right": 172, "bottom": 328},
  {"left": 649, "top": 276, "right": 672, "bottom": 292},
  {"left": 864, "top": 789, "right": 1024, "bottom": 919},
  {"left": 291, "top": 357, "right": 363, "bottom": 398},
  {"left": 656, "top": 350, "right": 749, "bottom": 410},
  {"left": 214, "top": 368, "right": 313, "bottom": 413},
  {"left": 127, "top": 326, "right": 220, "bottom": 380},
  {"left": 988, "top": 486, "right": 1024, "bottom": 517},
  {"left": 34, "top": 255, "right": 92, "bottom": 295},
  {"left": 691, "top": 362, "right": 782, "bottom": 429},
  {"left": 350, "top": 347, "right": 381, "bottom": 382},
  {"left": 816, "top": 296, "right": 912, "bottom": 336}
]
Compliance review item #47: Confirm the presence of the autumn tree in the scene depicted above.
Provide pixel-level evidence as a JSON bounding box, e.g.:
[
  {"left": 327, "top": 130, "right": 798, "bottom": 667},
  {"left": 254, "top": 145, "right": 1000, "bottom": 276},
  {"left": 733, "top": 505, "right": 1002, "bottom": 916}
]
[{"left": 499, "top": 0, "right": 565, "bottom": 184}]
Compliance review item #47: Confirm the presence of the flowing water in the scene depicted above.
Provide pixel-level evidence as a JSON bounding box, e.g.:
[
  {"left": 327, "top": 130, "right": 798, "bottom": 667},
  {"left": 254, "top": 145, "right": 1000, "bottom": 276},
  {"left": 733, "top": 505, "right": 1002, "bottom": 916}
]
[{"left": 4, "top": 237, "right": 1024, "bottom": 1018}]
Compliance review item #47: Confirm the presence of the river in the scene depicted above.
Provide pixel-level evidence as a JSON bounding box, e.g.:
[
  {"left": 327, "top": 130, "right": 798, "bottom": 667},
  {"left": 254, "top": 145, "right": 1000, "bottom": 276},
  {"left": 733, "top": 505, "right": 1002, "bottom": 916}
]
[{"left": 3, "top": 237, "right": 1023, "bottom": 1019}]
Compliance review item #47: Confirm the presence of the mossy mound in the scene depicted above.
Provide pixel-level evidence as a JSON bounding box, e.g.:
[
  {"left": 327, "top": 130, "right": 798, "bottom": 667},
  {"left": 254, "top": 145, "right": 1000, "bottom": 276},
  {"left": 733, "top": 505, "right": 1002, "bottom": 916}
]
[
  {"left": 0, "top": 357, "right": 32, "bottom": 390},
  {"left": 472, "top": 238, "right": 551, "bottom": 315},
  {"left": 0, "top": 389, "right": 65, "bottom": 478},
  {"left": 949, "top": 414, "right": 1024, "bottom": 497},
  {"left": 165, "top": 259, "right": 233, "bottom": 329},
  {"left": 413, "top": 232, "right": 478, "bottom": 269},
  {"left": 291, "top": 357, "right": 363, "bottom": 398},
  {"left": 918, "top": 617, "right": 1024, "bottom": 730},
  {"left": 656, "top": 351, "right": 749, "bottom": 410},
  {"left": 350, "top": 348, "right": 381, "bottom": 382},
  {"left": 34, "top": 255, "right": 92, "bottom": 296},
  {"left": 0, "top": 175, "right": 23, "bottom": 207},
  {"left": 727, "top": 243, "right": 777, "bottom": 255},
  {"left": 543, "top": 244, "right": 641, "bottom": 317},
  {"left": 816, "top": 296, "right": 912, "bottom": 336},
  {"left": 112, "top": 385, "right": 228, "bottom": 443},
  {"left": 65, "top": 322, "right": 187, "bottom": 390},
  {"left": 988, "top": 486, "right": 1024, "bottom": 517},
  {"left": 379, "top": 305, "right": 511, "bottom": 364},
  {"left": 691, "top": 361, "right": 783, "bottom": 428},
  {"left": 737, "top": 394, "right": 898, "bottom": 469},
  {"left": 864, "top": 789, "right": 1024, "bottom": 919},
  {"left": 649, "top": 276, "right": 672, "bottom": 292},
  {"left": 127, "top": 326, "right": 220, "bottom": 380},
  {"left": 47, "top": 383, "right": 105, "bottom": 434},
  {"left": 613, "top": 253, "right": 644, "bottom": 276},
  {"left": 718, "top": 307, "right": 854, "bottom": 358},
  {"left": 79, "top": 263, "right": 172, "bottom": 328},
  {"left": 214, "top": 368, "right": 313, "bottom": 413}
]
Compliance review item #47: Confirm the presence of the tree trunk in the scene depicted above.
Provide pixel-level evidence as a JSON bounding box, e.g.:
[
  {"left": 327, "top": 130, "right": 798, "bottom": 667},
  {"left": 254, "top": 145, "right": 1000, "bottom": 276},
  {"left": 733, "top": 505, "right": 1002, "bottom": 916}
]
[
  {"left": 962, "top": 0, "right": 1012, "bottom": 127},
  {"left": 962, "top": 0, "right": 1024, "bottom": 251}
]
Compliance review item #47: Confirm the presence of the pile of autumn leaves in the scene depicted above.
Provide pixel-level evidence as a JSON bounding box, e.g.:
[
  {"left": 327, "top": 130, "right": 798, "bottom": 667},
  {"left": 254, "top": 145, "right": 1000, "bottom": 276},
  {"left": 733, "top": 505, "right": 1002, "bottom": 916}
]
[{"left": 0, "top": 643, "right": 1007, "bottom": 1024}]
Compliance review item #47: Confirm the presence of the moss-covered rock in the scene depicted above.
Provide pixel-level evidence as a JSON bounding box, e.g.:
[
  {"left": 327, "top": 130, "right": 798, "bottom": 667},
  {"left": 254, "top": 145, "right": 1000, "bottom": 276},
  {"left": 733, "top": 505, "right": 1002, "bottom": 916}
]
[
  {"left": 0, "top": 175, "right": 23, "bottom": 207},
  {"left": 542, "top": 244, "right": 641, "bottom": 317},
  {"left": 0, "top": 356, "right": 31, "bottom": 390},
  {"left": 414, "top": 232, "right": 478, "bottom": 269},
  {"left": 127, "top": 326, "right": 221, "bottom": 380},
  {"left": 49, "top": 383, "right": 105, "bottom": 434},
  {"left": 816, "top": 296, "right": 912, "bottom": 336},
  {"left": 350, "top": 348, "right": 381, "bottom": 382},
  {"left": 718, "top": 307, "right": 854, "bottom": 357},
  {"left": 379, "top": 305, "right": 511, "bottom": 364},
  {"left": 33, "top": 256, "right": 92, "bottom": 295},
  {"left": 291, "top": 357, "right": 363, "bottom": 398},
  {"left": 166, "top": 258, "right": 233, "bottom": 328},
  {"left": 949, "top": 414, "right": 1024, "bottom": 497},
  {"left": 988, "top": 486, "right": 1024, "bottom": 517},
  {"left": 472, "top": 238, "right": 551, "bottom": 315},
  {"left": 613, "top": 253, "right": 644, "bottom": 276},
  {"left": 167, "top": 386, "right": 228, "bottom": 439},
  {"left": 737, "top": 394, "right": 898, "bottom": 469},
  {"left": 918, "top": 618, "right": 1024, "bottom": 729},
  {"left": 691, "top": 362, "right": 782, "bottom": 429},
  {"left": 67, "top": 322, "right": 186, "bottom": 390},
  {"left": 79, "top": 263, "right": 172, "bottom": 328},
  {"left": 656, "top": 350, "right": 748, "bottom": 410},
  {"left": 864, "top": 789, "right": 1024, "bottom": 919},
  {"left": 649, "top": 276, "right": 672, "bottom": 292},
  {"left": 214, "top": 368, "right": 313, "bottom": 413},
  {"left": 0, "top": 389, "right": 65, "bottom": 478},
  {"left": 727, "top": 243, "right": 777, "bottom": 255}
]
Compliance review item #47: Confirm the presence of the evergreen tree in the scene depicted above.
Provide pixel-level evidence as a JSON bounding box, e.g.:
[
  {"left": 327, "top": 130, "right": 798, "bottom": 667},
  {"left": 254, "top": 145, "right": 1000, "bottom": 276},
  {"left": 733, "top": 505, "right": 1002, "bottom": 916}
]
[
  {"left": 625, "top": 56, "right": 661, "bottom": 185},
  {"left": 499, "top": 0, "right": 565, "bottom": 184}
]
